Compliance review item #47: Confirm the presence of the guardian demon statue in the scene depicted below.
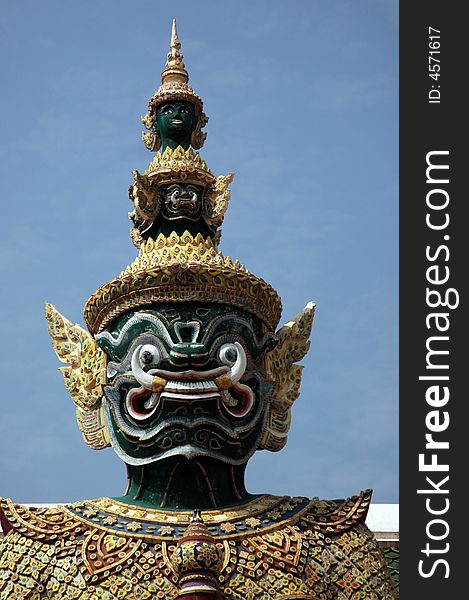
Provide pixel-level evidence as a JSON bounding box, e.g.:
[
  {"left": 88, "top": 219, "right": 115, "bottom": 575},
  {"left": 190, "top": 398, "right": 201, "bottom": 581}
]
[{"left": 0, "top": 21, "right": 397, "bottom": 599}]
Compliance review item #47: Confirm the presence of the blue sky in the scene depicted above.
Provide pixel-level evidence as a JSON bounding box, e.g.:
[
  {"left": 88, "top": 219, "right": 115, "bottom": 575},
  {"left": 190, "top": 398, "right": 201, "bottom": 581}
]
[{"left": 0, "top": 0, "right": 398, "bottom": 503}]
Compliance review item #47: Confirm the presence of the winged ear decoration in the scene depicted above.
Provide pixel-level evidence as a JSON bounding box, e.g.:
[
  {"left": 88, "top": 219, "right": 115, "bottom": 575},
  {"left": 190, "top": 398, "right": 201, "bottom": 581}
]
[
  {"left": 44, "top": 302, "right": 110, "bottom": 450},
  {"left": 260, "top": 301, "right": 316, "bottom": 452},
  {"left": 204, "top": 172, "right": 235, "bottom": 230}
]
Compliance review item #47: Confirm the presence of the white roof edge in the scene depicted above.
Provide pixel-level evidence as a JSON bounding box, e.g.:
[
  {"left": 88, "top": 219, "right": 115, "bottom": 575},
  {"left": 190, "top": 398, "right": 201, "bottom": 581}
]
[{"left": 365, "top": 503, "right": 399, "bottom": 532}]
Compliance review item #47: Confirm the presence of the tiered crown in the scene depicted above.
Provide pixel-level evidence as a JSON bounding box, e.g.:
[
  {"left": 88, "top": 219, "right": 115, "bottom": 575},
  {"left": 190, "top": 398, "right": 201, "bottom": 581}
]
[
  {"left": 84, "top": 21, "right": 283, "bottom": 335},
  {"left": 48, "top": 21, "right": 314, "bottom": 456},
  {"left": 145, "top": 145, "right": 214, "bottom": 184},
  {"left": 84, "top": 231, "right": 282, "bottom": 334}
]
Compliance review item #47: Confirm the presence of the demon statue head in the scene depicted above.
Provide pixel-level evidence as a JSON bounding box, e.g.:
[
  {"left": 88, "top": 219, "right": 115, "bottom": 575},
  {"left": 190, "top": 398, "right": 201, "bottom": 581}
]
[
  {"left": 44, "top": 20, "right": 315, "bottom": 505},
  {"left": 45, "top": 231, "right": 314, "bottom": 471},
  {"left": 97, "top": 303, "right": 276, "bottom": 466}
]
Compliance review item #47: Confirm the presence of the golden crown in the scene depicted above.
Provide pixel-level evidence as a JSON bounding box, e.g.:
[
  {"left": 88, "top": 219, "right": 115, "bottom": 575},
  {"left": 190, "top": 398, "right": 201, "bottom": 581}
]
[
  {"left": 83, "top": 231, "right": 283, "bottom": 335},
  {"left": 144, "top": 145, "right": 215, "bottom": 185}
]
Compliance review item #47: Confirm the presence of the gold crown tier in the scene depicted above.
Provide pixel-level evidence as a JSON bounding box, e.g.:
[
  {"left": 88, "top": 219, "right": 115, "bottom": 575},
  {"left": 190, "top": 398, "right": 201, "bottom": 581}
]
[
  {"left": 128, "top": 146, "right": 234, "bottom": 247},
  {"left": 144, "top": 146, "right": 215, "bottom": 183},
  {"left": 83, "top": 232, "right": 282, "bottom": 334}
]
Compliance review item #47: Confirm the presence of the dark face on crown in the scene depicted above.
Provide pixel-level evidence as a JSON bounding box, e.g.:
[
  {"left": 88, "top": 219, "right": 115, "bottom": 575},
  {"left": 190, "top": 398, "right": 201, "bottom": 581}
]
[
  {"left": 97, "top": 303, "right": 277, "bottom": 467},
  {"left": 156, "top": 101, "right": 196, "bottom": 150},
  {"left": 160, "top": 183, "right": 203, "bottom": 221}
]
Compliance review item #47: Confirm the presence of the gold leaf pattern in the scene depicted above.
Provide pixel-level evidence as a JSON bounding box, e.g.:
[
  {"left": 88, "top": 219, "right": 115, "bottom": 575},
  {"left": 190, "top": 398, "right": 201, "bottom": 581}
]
[
  {"left": 84, "top": 231, "right": 282, "bottom": 334},
  {"left": 44, "top": 303, "right": 109, "bottom": 450},
  {"left": 0, "top": 496, "right": 398, "bottom": 599},
  {"left": 260, "top": 302, "right": 315, "bottom": 453},
  {"left": 204, "top": 172, "right": 235, "bottom": 229}
]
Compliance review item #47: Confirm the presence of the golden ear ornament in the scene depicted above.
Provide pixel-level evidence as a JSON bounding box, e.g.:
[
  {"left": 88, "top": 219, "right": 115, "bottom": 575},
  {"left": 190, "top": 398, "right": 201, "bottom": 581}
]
[
  {"left": 45, "top": 302, "right": 110, "bottom": 450},
  {"left": 141, "top": 113, "right": 161, "bottom": 152},
  {"left": 204, "top": 172, "right": 235, "bottom": 231},
  {"left": 260, "top": 302, "right": 316, "bottom": 452}
]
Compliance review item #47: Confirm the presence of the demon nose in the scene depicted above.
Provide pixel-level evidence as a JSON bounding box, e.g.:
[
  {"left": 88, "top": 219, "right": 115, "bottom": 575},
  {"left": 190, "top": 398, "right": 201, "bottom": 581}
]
[{"left": 169, "top": 343, "right": 209, "bottom": 369}]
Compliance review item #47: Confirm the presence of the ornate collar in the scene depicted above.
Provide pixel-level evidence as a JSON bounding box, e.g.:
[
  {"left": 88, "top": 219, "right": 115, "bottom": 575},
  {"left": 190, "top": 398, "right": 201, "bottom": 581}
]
[{"left": 63, "top": 494, "right": 314, "bottom": 541}]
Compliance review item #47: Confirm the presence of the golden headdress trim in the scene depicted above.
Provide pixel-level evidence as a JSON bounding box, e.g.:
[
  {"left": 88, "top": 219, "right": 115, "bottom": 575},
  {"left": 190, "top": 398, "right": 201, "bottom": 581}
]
[
  {"left": 144, "top": 146, "right": 214, "bottom": 184},
  {"left": 83, "top": 232, "right": 282, "bottom": 334}
]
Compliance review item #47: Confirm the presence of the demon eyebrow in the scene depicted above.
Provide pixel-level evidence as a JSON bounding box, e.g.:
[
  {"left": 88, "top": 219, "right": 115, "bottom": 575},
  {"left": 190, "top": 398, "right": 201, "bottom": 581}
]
[
  {"left": 201, "top": 314, "right": 277, "bottom": 358},
  {"left": 96, "top": 314, "right": 173, "bottom": 360}
]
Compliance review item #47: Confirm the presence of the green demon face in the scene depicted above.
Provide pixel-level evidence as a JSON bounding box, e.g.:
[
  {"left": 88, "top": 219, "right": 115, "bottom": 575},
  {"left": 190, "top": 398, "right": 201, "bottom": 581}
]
[
  {"left": 156, "top": 101, "right": 196, "bottom": 150},
  {"left": 97, "top": 303, "right": 277, "bottom": 466},
  {"left": 160, "top": 183, "right": 204, "bottom": 221}
]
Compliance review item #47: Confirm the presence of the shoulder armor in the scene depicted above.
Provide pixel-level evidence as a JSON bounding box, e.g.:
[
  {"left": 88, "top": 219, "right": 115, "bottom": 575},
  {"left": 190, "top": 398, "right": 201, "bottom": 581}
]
[
  {"left": 0, "top": 497, "right": 86, "bottom": 542},
  {"left": 300, "top": 489, "right": 373, "bottom": 535}
]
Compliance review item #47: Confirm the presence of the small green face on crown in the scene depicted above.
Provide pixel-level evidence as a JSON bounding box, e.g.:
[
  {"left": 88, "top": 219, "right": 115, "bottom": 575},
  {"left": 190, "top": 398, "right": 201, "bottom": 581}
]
[{"left": 156, "top": 101, "right": 197, "bottom": 151}]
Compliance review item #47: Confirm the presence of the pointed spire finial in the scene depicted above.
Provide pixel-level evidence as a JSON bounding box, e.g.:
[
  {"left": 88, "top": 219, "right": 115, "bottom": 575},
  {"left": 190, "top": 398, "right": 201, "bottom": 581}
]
[
  {"left": 162, "top": 18, "right": 189, "bottom": 86},
  {"left": 171, "top": 18, "right": 179, "bottom": 47}
]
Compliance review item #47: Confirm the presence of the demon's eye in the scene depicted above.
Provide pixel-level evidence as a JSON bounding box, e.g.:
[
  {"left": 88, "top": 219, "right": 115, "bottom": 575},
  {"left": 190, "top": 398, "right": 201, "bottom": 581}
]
[
  {"left": 219, "top": 343, "right": 238, "bottom": 366},
  {"left": 137, "top": 344, "right": 161, "bottom": 368}
]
